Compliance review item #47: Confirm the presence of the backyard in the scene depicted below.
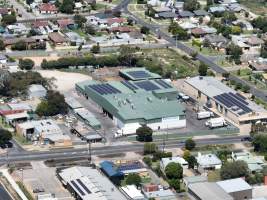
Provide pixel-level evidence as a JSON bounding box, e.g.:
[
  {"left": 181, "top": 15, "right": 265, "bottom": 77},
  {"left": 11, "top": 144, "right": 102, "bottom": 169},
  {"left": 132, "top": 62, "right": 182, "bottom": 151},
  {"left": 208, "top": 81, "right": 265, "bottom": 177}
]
[{"left": 239, "top": 0, "right": 267, "bottom": 15}]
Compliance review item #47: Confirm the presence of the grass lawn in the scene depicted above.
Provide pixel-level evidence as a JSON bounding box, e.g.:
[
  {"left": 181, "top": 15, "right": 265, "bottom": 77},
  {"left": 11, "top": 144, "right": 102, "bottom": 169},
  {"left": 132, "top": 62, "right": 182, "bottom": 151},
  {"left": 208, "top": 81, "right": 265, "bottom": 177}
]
[
  {"left": 95, "top": 3, "right": 107, "bottom": 10},
  {"left": 13, "top": 133, "right": 32, "bottom": 145},
  {"left": 233, "top": 68, "right": 252, "bottom": 77},
  {"left": 208, "top": 170, "right": 221, "bottom": 182},
  {"left": 16, "top": 181, "right": 34, "bottom": 200},
  {"left": 73, "top": 29, "right": 87, "bottom": 37},
  {"left": 0, "top": 117, "right": 12, "bottom": 129},
  {"left": 239, "top": 0, "right": 267, "bottom": 15},
  {"left": 185, "top": 42, "right": 224, "bottom": 56}
]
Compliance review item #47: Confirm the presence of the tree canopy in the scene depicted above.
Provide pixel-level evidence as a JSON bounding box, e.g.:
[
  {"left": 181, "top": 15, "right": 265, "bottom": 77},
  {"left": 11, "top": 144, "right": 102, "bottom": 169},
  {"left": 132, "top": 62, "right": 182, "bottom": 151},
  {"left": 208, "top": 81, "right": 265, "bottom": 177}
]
[
  {"left": 0, "top": 39, "right": 5, "bottom": 50},
  {"left": 252, "top": 134, "right": 267, "bottom": 152},
  {"left": 226, "top": 43, "right": 242, "bottom": 64},
  {"left": 183, "top": 0, "right": 200, "bottom": 11},
  {"left": 36, "top": 90, "right": 68, "bottom": 116},
  {"left": 125, "top": 173, "right": 142, "bottom": 186},
  {"left": 185, "top": 138, "right": 196, "bottom": 150},
  {"left": 168, "top": 22, "right": 189, "bottom": 40},
  {"left": 74, "top": 14, "right": 87, "bottom": 28},
  {"left": 165, "top": 162, "right": 183, "bottom": 179},
  {"left": 198, "top": 62, "right": 208, "bottom": 76},
  {"left": 0, "top": 129, "right": 12, "bottom": 145},
  {"left": 136, "top": 125, "right": 153, "bottom": 142},
  {"left": 1, "top": 14, "right": 17, "bottom": 26},
  {"left": 220, "top": 160, "right": 249, "bottom": 180},
  {"left": 19, "top": 59, "right": 34, "bottom": 70},
  {"left": 60, "top": 0, "right": 74, "bottom": 14}
]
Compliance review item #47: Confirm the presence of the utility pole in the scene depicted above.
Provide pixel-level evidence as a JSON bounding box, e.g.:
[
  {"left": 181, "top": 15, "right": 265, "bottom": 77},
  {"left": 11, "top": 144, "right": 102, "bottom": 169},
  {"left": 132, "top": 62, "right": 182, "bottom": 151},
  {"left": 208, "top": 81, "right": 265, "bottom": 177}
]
[
  {"left": 6, "top": 149, "right": 9, "bottom": 167},
  {"left": 87, "top": 140, "right": 92, "bottom": 165}
]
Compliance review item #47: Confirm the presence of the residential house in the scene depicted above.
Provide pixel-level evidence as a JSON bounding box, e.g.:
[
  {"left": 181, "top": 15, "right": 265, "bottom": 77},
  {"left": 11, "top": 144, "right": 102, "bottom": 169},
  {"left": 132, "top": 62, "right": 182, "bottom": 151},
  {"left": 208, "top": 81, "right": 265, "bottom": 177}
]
[
  {"left": 249, "top": 58, "right": 267, "bottom": 71},
  {"left": 233, "top": 20, "right": 253, "bottom": 31},
  {"left": 4, "top": 111, "right": 29, "bottom": 127},
  {"left": 121, "top": 185, "right": 145, "bottom": 200},
  {"left": 107, "top": 18, "right": 125, "bottom": 28},
  {"left": 0, "top": 8, "right": 10, "bottom": 17},
  {"left": 219, "top": 0, "right": 238, "bottom": 4},
  {"left": 4, "top": 62, "right": 20, "bottom": 73},
  {"left": 6, "top": 23, "right": 29, "bottom": 35},
  {"left": 160, "top": 157, "right": 188, "bottom": 171},
  {"left": 48, "top": 32, "right": 68, "bottom": 46},
  {"left": 31, "top": 20, "right": 52, "bottom": 35},
  {"left": 39, "top": 3, "right": 58, "bottom": 14},
  {"left": 183, "top": 176, "right": 208, "bottom": 187},
  {"left": 3, "top": 37, "right": 44, "bottom": 49},
  {"left": 179, "top": 21, "right": 197, "bottom": 30},
  {"left": 193, "top": 10, "right": 209, "bottom": 17},
  {"left": 57, "top": 19, "right": 75, "bottom": 29},
  {"left": 16, "top": 119, "right": 72, "bottom": 146},
  {"left": 196, "top": 152, "right": 222, "bottom": 171},
  {"left": 142, "top": 184, "right": 177, "bottom": 200},
  {"left": 109, "top": 26, "right": 133, "bottom": 33},
  {"left": 204, "top": 34, "right": 229, "bottom": 51},
  {"left": 191, "top": 28, "right": 206, "bottom": 38},
  {"left": 227, "top": 3, "right": 243, "bottom": 12},
  {"left": 232, "top": 35, "right": 264, "bottom": 54},
  {"left": 65, "top": 32, "right": 86, "bottom": 46},
  {"left": 0, "top": 54, "right": 7, "bottom": 64},
  {"left": 173, "top": 1, "right": 184, "bottom": 12},
  {"left": 231, "top": 151, "right": 265, "bottom": 173},
  {"left": 178, "top": 11, "right": 194, "bottom": 18},
  {"left": 157, "top": 11, "right": 177, "bottom": 19}
]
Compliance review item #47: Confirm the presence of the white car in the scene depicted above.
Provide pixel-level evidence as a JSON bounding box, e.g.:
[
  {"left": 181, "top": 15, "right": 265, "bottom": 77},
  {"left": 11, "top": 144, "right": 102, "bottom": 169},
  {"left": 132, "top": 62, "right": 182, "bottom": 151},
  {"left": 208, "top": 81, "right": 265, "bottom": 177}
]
[{"left": 178, "top": 92, "right": 190, "bottom": 101}]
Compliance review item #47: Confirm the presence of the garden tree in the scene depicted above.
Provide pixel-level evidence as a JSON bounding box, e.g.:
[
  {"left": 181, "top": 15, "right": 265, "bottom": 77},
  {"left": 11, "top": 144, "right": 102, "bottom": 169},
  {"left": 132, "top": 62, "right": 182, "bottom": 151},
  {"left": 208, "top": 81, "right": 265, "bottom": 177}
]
[
  {"left": 91, "top": 44, "right": 100, "bottom": 54},
  {"left": 141, "top": 26, "right": 150, "bottom": 34},
  {"left": 222, "top": 72, "right": 230, "bottom": 79},
  {"left": 125, "top": 173, "right": 142, "bottom": 186},
  {"left": 190, "top": 51, "right": 198, "bottom": 60},
  {"left": 74, "top": 14, "right": 87, "bottom": 28},
  {"left": 183, "top": 0, "right": 200, "bottom": 11},
  {"left": 113, "top": 10, "right": 121, "bottom": 17},
  {"left": 221, "top": 11, "right": 237, "bottom": 24},
  {"left": 144, "top": 142, "right": 157, "bottom": 154},
  {"left": 165, "top": 162, "right": 183, "bottom": 179},
  {"left": 143, "top": 156, "right": 152, "bottom": 167},
  {"left": 11, "top": 40, "right": 27, "bottom": 51},
  {"left": 60, "top": 0, "right": 74, "bottom": 14},
  {"left": 26, "top": 0, "right": 34, "bottom": 4},
  {"left": 185, "top": 138, "right": 196, "bottom": 150},
  {"left": 36, "top": 90, "right": 68, "bottom": 116},
  {"left": 85, "top": 25, "right": 96, "bottom": 35},
  {"left": 203, "top": 39, "right": 211, "bottom": 48},
  {"left": 0, "top": 129, "right": 12, "bottom": 145},
  {"left": 252, "top": 17, "right": 267, "bottom": 33},
  {"left": 242, "top": 85, "right": 250, "bottom": 93},
  {"left": 168, "top": 22, "right": 188, "bottom": 40},
  {"left": 183, "top": 149, "right": 191, "bottom": 161},
  {"left": 127, "top": 18, "right": 134, "bottom": 26},
  {"left": 198, "top": 62, "right": 208, "bottom": 76},
  {"left": 1, "top": 14, "right": 17, "bottom": 25},
  {"left": 220, "top": 160, "right": 249, "bottom": 180},
  {"left": 206, "top": 0, "right": 213, "bottom": 6},
  {"left": 231, "top": 26, "right": 242, "bottom": 35},
  {"left": 0, "top": 39, "right": 5, "bottom": 50},
  {"left": 252, "top": 134, "right": 267, "bottom": 152},
  {"left": 235, "top": 82, "right": 242, "bottom": 90},
  {"left": 187, "top": 155, "right": 198, "bottom": 169},
  {"left": 118, "top": 45, "right": 139, "bottom": 66},
  {"left": 261, "top": 42, "right": 267, "bottom": 58},
  {"left": 19, "top": 59, "right": 34, "bottom": 70},
  {"left": 168, "top": 178, "right": 180, "bottom": 192},
  {"left": 226, "top": 43, "right": 242, "bottom": 64},
  {"left": 136, "top": 125, "right": 153, "bottom": 142}
]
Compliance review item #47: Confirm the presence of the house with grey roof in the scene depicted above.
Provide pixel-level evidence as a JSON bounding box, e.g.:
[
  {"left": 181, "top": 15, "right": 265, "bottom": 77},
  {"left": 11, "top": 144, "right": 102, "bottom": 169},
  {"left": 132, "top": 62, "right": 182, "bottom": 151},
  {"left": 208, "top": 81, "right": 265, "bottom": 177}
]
[
  {"left": 178, "top": 11, "right": 194, "bottom": 18},
  {"left": 28, "top": 84, "right": 47, "bottom": 99},
  {"left": 157, "top": 11, "right": 177, "bottom": 19},
  {"left": 208, "top": 6, "right": 226, "bottom": 13},
  {"left": 193, "top": 10, "right": 209, "bottom": 17},
  {"left": 204, "top": 34, "right": 229, "bottom": 51},
  {"left": 0, "top": 54, "right": 7, "bottom": 64},
  {"left": 65, "top": 31, "right": 86, "bottom": 46},
  {"left": 196, "top": 152, "right": 222, "bottom": 171}
]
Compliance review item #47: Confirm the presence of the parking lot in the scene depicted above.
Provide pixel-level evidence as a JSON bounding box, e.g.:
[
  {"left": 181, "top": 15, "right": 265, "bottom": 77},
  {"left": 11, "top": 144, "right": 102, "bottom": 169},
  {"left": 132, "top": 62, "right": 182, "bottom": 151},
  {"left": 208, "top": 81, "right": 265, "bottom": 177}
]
[{"left": 14, "top": 162, "right": 73, "bottom": 199}]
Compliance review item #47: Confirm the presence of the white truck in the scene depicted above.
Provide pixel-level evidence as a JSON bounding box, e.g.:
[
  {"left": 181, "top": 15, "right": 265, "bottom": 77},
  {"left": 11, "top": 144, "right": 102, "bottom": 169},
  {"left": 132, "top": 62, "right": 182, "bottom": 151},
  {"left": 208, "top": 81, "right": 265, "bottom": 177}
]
[
  {"left": 205, "top": 117, "right": 227, "bottom": 129},
  {"left": 177, "top": 92, "right": 190, "bottom": 101},
  {"left": 197, "top": 111, "right": 214, "bottom": 120}
]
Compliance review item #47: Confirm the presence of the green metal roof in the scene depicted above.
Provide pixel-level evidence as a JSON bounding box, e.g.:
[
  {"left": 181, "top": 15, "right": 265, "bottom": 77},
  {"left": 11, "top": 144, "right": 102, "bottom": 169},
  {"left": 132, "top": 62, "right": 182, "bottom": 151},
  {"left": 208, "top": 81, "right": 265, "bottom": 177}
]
[
  {"left": 80, "top": 80, "right": 185, "bottom": 123},
  {"left": 119, "top": 67, "right": 162, "bottom": 81}
]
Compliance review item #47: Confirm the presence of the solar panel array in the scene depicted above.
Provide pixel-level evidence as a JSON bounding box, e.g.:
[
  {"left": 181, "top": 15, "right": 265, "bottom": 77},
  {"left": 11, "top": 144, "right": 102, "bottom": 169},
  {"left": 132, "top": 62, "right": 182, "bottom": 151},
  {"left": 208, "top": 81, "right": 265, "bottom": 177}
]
[
  {"left": 71, "top": 180, "right": 85, "bottom": 196},
  {"left": 127, "top": 71, "right": 152, "bottom": 79},
  {"left": 77, "top": 179, "right": 91, "bottom": 194},
  {"left": 70, "top": 179, "right": 92, "bottom": 197},
  {"left": 121, "top": 80, "right": 138, "bottom": 90},
  {"left": 154, "top": 79, "right": 172, "bottom": 89},
  {"left": 88, "top": 83, "right": 121, "bottom": 95},
  {"left": 118, "top": 162, "right": 144, "bottom": 171},
  {"left": 214, "top": 92, "right": 252, "bottom": 115},
  {"left": 135, "top": 81, "right": 160, "bottom": 91}
]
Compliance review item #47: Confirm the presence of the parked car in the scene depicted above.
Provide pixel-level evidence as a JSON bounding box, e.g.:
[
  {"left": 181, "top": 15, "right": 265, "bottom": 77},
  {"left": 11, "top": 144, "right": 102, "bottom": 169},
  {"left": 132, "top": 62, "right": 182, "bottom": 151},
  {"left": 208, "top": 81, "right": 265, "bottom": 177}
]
[
  {"left": 0, "top": 141, "right": 13, "bottom": 149},
  {"left": 241, "top": 136, "right": 252, "bottom": 142}
]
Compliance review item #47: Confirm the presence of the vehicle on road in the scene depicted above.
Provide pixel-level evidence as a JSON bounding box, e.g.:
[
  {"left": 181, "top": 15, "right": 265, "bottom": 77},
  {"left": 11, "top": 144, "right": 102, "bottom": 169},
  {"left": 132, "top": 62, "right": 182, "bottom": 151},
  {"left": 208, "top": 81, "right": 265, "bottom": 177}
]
[
  {"left": 177, "top": 92, "right": 190, "bottom": 101},
  {"left": 0, "top": 141, "right": 13, "bottom": 149},
  {"left": 241, "top": 136, "right": 253, "bottom": 142},
  {"left": 197, "top": 111, "right": 214, "bottom": 120},
  {"left": 205, "top": 117, "right": 227, "bottom": 129}
]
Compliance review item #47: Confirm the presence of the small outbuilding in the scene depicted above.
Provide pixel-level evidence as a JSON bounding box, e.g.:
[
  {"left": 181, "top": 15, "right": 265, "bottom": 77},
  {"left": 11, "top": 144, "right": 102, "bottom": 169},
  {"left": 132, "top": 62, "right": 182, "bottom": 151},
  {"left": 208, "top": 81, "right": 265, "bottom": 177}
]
[{"left": 28, "top": 84, "right": 47, "bottom": 99}]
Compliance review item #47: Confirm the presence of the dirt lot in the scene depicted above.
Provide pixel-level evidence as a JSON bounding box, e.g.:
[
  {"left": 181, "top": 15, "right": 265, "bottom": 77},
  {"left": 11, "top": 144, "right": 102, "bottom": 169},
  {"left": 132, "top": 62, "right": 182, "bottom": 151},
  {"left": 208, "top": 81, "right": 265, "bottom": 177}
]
[{"left": 37, "top": 70, "right": 92, "bottom": 92}]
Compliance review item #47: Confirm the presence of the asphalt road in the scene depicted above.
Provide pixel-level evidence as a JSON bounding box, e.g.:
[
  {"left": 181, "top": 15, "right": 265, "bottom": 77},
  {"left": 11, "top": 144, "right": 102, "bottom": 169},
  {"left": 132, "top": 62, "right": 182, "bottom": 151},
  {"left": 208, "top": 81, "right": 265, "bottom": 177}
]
[
  {"left": 0, "top": 183, "right": 12, "bottom": 200},
  {"left": 1, "top": 136, "right": 246, "bottom": 165}
]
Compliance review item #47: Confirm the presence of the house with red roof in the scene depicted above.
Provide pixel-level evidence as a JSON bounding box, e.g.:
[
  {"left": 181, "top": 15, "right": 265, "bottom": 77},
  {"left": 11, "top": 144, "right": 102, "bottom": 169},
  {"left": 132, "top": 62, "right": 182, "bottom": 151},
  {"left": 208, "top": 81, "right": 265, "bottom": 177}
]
[
  {"left": 39, "top": 3, "right": 58, "bottom": 14},
  {"left": 107, "top": 18, "right": 125, "bottom": 27}
]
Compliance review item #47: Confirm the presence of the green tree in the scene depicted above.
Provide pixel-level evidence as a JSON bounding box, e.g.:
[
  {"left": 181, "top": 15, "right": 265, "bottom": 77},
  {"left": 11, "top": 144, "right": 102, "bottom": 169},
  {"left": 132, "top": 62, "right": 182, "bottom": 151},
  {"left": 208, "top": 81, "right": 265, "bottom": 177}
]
[
  {"left": 242, "top": 85, "right": 250, "bottom": 93},
  {"left": 168, "top": 178, "right": 180, "bottom": 192},
  {"left": 221, "top": 11, "right": 237, "bottom": 24},
  {"left": 136, "top": 125, "right": 153, "bottom": 142},
  {"left": 198, "top": 62, "right": 208, "bottom": 76},
  {"left": 185, "top": 138, "right": 196, "bottom": 150},
  {"left": 168, "top": 22, "right": 188, "bottom": 40},
  {"left": 144, "top": 142, "right": 157, "bottom": 154},
  {"left": 183, "top": 150, "right": 191, "bottom": 161},
  {"left": 125, "top": 173, "right": 142, "bottom": 186},
  {"left": 36, "top": 90, "right": 68, "bottom": 116},
  {"left": 85, "top": 25, "right": 96, "bottom": 35},
  {"left": 140, "top": 26, "right": 150, "bottom": 34},
  {"left": 253, "top": 134, "right": 267, "bottom": 152},
  {"left": 231, "top": 26, "right": 242, "bottom": 35},
  {"left": 143, "top": 156, "right": 152, "bottom": 167},
  {"left": 74, "top": 14, "right": 87, "bottom": 28},
  {"left": 165, "top": 162, "right": 183, "bottom": 179},
  {"left": 91, "top": 44, "right": 100, "bottom": 54},
  {"left": 118, "top": 45, "right": 139, "bottom": 66},
  {"left": 0, "top": 39, "right": 5, "bottom": 50},
  {"left": 226, "top": 43, "right": 242, "bottom": 64},
  {"left": 183, "top": 0, "right": 200, "bottom": 11},
  {"left": 19, "top": 59, "right": 34, "bottom": 70},
  {"left": 0, "top": 129, "right": 12, "bottom": 145},
  {"left": 1, "top": 14, "right": 17, "bottom": 26},
  {"left": 187, "top": 155, "right": 197, "bottom": 169},
  {"left": 206, "top": 0, "right": 213, "bottom": 6},
  {"left": 220, "top": 160, "right": 249, "bottom": 180},
  {"left": 60, "top": 0, "right": 74, "bottom": 14},
  {"left": 11, "top": 40, "right": 27, "bottom": 51}
]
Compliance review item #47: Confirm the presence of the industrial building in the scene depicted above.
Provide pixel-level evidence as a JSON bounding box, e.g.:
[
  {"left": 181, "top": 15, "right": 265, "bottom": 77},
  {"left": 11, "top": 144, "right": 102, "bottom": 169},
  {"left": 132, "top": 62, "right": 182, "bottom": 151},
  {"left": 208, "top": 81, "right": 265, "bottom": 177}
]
[
  {"left": 184, "top": 76, "right": 267, "bottom": 131},
  {"left": 16, "top": 119, "right": 72, "bottom": 146},
  {"left": 76, "top": 68, "right": 186, "bottom": 135},
  {"left": 58, "top": 166, "right": 127, "bottom": 200}
]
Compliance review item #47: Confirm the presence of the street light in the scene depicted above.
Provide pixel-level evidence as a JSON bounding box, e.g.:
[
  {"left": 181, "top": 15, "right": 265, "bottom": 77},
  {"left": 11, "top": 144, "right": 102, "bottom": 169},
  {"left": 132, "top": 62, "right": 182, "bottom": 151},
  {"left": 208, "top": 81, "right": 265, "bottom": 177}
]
[
  {"left": 20, "top": 168, "right": 23, "bottom": 184},
  {"left": 87, "top": 139, "right": 92, "bottom": 166}
]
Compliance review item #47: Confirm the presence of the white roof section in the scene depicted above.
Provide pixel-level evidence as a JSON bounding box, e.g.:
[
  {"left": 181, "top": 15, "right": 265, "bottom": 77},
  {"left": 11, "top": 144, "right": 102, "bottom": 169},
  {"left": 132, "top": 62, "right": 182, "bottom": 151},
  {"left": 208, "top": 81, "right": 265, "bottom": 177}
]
[
  {"left": 59, "top": 166, "right": 127, "bottom": 200},
  {"left": 217, "top": 178, "right": 252, "bottom": 193},
  {"left": 161, "top": 157, "right": 188, "bottom": 169},
  {"left": 197, "top": 153, "right": 222, "bottom": 167},
  {"left": 28, "top": 84, "right": 46, "bottom": 92},
  {"left": 8, "top": 103, "right": 32, "bottom": 111},
  {"left": 5, "top": 112, "right": 29, "bottom": 120},
  {"left": 65, "top": 97, "right": 83, "bottom": 109},
  {"left": 121, "top": 185, "right": 145, "bottom": 200}
]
